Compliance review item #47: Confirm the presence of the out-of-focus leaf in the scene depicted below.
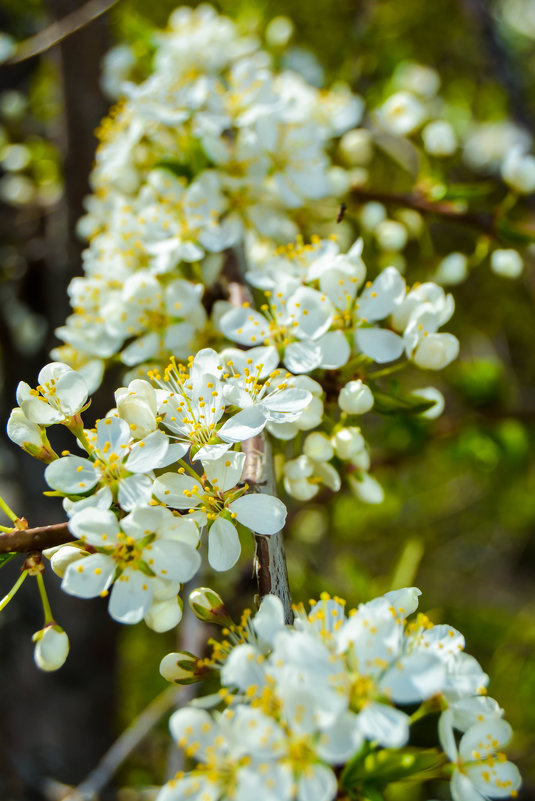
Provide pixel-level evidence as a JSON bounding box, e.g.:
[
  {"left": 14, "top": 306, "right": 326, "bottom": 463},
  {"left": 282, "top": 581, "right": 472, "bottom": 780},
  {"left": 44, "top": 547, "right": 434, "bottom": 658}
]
[
  {"left": 0, "top": 553, "right": 17, "bottom": 569},
  {"left": 371, "top": 389, "right": 436, "bottom": 415}
]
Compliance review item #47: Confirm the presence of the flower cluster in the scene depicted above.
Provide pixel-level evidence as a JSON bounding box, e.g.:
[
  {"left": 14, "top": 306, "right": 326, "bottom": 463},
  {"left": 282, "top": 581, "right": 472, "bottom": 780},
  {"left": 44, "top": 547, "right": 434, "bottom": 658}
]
[
  {"left": 228, "top": 235, "right": 459, "bottom": 372},
  {"left": 159, "top": 588, "right": 521, "bottom": 801},
  {"left": 52, "top": 4, "right": 362, "bottom": 389},
  {"left": 8, "top": 355, "right": 294, "bottom": 628}
]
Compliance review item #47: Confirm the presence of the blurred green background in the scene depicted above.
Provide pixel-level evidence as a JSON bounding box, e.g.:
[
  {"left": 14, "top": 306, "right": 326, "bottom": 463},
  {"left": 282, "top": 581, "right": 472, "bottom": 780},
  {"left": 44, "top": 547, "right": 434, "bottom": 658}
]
[{"left": 0, "top": 0, "right": 534, "bottom": 799}]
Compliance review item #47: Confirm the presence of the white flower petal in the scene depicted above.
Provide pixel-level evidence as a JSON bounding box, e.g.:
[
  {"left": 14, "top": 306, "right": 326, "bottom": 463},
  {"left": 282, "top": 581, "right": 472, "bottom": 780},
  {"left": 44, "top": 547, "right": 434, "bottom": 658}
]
[
  {"left": 125, "top": 429, "right": 169, "bottom": 472},
  {"left": 384, "top": 586, "right": 421, "bottom": 616},
  {"left": 45, "top": 456, "right": 99, "bottom": 495},
  {"left": 467, "top": 760, "right": 521, "bottom": 799},
  {"left": 218, "top": 405, "right": 267, "bottom": 443},
  {"left": 284, "top": 340, "right": 322, "bottom": 374},
  {"left": 192, "top": 442, "right": 232, "bottom": 462},
  {"left": 355, "top": 327, "right": 404, "bottom": 363},
  {"left": 357, "top": 702, "right": 409, "bottom": 747},
  {"left": 204, "top": 451, "right": 246, "bottom": 492},
  {"left": 253, "top": 595, "right": 286, "bottom": 645},
  {"left": 297, "top": 764, "right": 337, "bottom": 801},
  {"left": 451, "top": 770, "right": 488, "bottom": 801},
  {"left": 379, "top": 652, "right": 445, "bottom": 704},
  {"left": 68, "top": 508, "right": 120, "bottom": 546},
  {"left": 318, "top": 330, "right": 351, "bottom": 369},
  {"left": 108, "top": 569, "right": 154, "bottom": 624},
  {"left": 118, "top": 474, "right": 153, "bottom": 511},
  {"left": 55, "top": 369, "right": 89, "bottom": 415},
  {"left": 153, "top": 473, "right": 203, "bottom": 509},
  {"left": 208, "top": 516, "right": 241, "bottom": 571},
  {"left": 357, "top": 267, "right": 406, "bottom": 321},
  {"left": 61, "top": 553, "right": 115, "bottom": 598},
  {"left": 229, "top": 494, "right": 287, "bottom": 535},
  {"left": 147, "top": 539, "right": 201, "bottom": 583},
  {"left": 459, "top": 719, "right": 512, "bottom": 763}
]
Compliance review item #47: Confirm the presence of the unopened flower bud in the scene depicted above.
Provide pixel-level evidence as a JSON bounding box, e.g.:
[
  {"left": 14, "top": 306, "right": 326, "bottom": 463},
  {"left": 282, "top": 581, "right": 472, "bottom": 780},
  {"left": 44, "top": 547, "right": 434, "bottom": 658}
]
[
  {"left": 348, "top": 472, "right": 385, "bottom": 504},
  {"left": 422, "top": 121, "right": 457, "bottom": 157},
  {"left": 412, "top": 333, "right": 459, "bottom": 370},
  {"left": 284, "top": 455, "right": 313, "bottom": 480},
  {"left": 145, "top": 597, "right": 183, "bottom": 632},
  {"left": 360, "top": 201, "right": 386, "bottom": 231},
  {"left": 339, "top": 129, "right": 373, "bottom": 166},
  {"left": 159, "top": 651, "right": 206, "bottom": 684},
  {"left": 33, "top": 625, "right": 69, "bottom": 672},
  {"left": 188, "top": 587, "right": 233, "bottom": 626},
  {"left": 375, "top": 220, "right": 408, "bottom": 252},
  {"left": 378, "top": 91, "right": 426, "bottom": 136},
  {"left": 303, "top": 432, "right": 333, "bottom": 462},
  {"left": 115, "top": 379, "right": 157, "bottom": 438},
  {"left": 411, "top": 387, "right": 445, "bottom": 419},
  {"left": 284, "top": 477, "right": 319, "bottom": 501},
  {"left": 332, "top": 427, "right": 366, "bottom": 460},
  {"left": 502, "top": 146, "right": 535, "bottom": 194},
  {"left": 338, "top": 380, "right": 374, "bottom": 414},
  {"left": 6, "top": 408, "right": 55, "bottom": 462},
  {"left": 49, "top": 546, "right": 86, "bottom": 578},
  {"left": 490, "top": 249, "right": 523, "bottom": 279},
  {"left": 434, "top": 253, "right": 468, "bottom": 285},
  {"left": 296, "top": 396, "right": 324, "bottom": 430},
  {"left": 265, "top": 15, "right": 294, "bottom": 47}
]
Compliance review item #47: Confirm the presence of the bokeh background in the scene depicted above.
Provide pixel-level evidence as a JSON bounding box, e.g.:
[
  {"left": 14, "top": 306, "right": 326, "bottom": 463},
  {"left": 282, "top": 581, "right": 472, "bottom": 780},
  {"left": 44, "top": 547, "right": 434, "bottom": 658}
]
[{"left": 0, "top": 0, "right": 534, "bottom": 799}]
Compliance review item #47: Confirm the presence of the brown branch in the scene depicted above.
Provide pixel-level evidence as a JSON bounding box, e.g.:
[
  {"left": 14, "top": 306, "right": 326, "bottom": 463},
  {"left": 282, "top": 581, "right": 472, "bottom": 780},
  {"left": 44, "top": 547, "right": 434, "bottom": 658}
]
[
  {"left": 351, "top": 186, "right": 496, "bottom": 236},
  {"left": 6, "top": 0, "right": 118, "bottom": 65},
  {"left": 0, "top": 522, "right": 71, "bottom": 554},
  {"left": 226, "top": 255, "right": 293, "bottom": 623}
]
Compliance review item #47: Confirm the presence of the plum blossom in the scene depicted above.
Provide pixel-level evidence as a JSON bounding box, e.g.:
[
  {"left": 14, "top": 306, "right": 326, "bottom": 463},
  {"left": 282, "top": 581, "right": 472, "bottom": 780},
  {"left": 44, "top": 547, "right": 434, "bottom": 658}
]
[
  {"left": 44, "top": 416, "right": 172, "bottom": 512},
  {"left": 62, "top": 505, "right": 201, "bottom": 624},
  {"left": 153, "top": 451, "right": 287, "bottom": 570},
  {"left": 16, "top": 362, "right": 88, "bottom": 426}
]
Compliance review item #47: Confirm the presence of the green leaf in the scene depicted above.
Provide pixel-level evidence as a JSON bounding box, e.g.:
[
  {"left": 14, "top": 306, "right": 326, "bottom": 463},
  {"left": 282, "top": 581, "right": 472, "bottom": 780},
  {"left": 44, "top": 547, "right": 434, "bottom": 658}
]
[
  {"left": 342, "top": 747, "right": 447, "bottom": 791},
  {"left": 155, "top": 158, "right": 194, "bottom": 182},
  {"left": 361, "top": 785, "right": 386, "bottom": 801},
  {"left": 0, "top": 553, "right": 17, "bottom": 569},
  {"left": 370, "top": 389, "right": 436, "bottom": 416},
  {"left": 496, "top": 219, "right": 535, "bottom": 246},
  {"left": 441, "top": 182, "right": 495, "bottom": 200}
]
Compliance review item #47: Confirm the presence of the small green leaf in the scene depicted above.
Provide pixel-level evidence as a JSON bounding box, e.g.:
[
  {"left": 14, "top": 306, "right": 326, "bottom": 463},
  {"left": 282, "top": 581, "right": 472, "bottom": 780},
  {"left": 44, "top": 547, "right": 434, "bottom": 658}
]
[
  {"left": 155, "top": 159, "right": 194, "bottom": 182},
  {"left": 371, "top": 389, "right": 436, "bottom": 416},
  {"left": 496, "top": 219, "right": 535, "bottom": 245},
  {"left": 342, "top": 747, "right": 447, "bottom": 791},
  {"left": 441, "top": 182, "right": 495, "bottom": 200},
  {"left": 0, "top": 553, "right": 17, "bottom": 569}
]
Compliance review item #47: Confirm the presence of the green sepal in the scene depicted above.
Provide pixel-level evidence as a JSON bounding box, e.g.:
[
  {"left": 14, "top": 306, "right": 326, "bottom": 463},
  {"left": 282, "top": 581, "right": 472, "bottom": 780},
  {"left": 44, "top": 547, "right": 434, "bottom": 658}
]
[
  {"left": 137, "top": 559, "right": 156, "bottom": 577},
  {"left": 370, "top": 389, "right": 436, "bottom": 416},
  {"left": 341, "top": 747, "right": 447, "bottom": 791},
  {"left": 24, "top": 442, "right": 48, "bottom": 459},
  {"left": 0, "top": 553, "right": 17, "bottom": 569}
]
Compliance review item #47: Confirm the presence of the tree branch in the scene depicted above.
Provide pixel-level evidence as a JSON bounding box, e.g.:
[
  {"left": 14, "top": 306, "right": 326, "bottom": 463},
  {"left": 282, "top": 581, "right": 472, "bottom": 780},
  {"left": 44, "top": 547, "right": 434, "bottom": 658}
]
[
  {"left": 6, "top": 0, "right": 118, "bottom": 65},
  {"left": 226, "top": 269, "right": 293, "bottom": 624},
  {"left": 351, "top": 186, "right": 496, "bottom": 236},
  {"left": 0, "top": 522, "right": 71, "bottom": 554}
]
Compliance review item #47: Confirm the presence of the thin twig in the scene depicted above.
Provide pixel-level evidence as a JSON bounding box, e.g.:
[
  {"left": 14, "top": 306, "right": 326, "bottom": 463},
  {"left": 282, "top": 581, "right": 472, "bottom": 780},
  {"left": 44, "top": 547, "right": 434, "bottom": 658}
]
[
  {"left": 7, "top": 0, "right": 118, "bottom": 65},
  {"left": 62, "top": 685, "right": 181, "bottom": 801},
  {"left": 351, "top": 186, "right": 496, "bottom": 236},
  {"left": 0, "top": 522, "right": 71, "bottom": 554}
]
